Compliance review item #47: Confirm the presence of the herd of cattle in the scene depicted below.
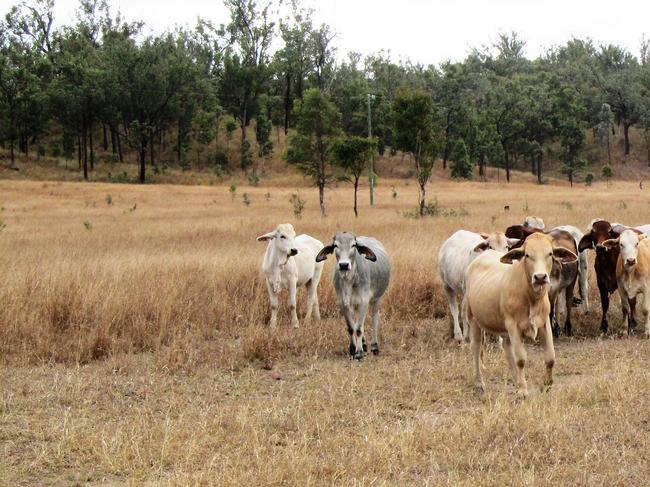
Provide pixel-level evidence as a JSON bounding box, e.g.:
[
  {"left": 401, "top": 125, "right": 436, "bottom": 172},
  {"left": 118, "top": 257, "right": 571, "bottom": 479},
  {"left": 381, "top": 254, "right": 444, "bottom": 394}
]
[{"left": 257, "top": 218, "right": 650, "bottom": 396}]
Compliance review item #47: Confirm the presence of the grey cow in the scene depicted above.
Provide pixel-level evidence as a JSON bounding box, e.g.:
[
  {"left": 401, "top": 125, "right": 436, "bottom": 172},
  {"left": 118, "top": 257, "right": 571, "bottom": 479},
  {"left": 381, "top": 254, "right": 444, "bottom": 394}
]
[{"left": 316, "top": 232, "right": 391, "bottom": 360}]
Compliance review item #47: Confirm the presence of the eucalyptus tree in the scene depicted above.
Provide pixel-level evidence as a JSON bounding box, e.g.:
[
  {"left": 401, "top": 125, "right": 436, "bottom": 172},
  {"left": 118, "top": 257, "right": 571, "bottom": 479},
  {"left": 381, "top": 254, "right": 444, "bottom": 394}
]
[
  {"left": 392, "top": 89, "right": 442, "bottom": 216},
  {"left": 284, "top": 88, "right": 341, "bottom": 216}
]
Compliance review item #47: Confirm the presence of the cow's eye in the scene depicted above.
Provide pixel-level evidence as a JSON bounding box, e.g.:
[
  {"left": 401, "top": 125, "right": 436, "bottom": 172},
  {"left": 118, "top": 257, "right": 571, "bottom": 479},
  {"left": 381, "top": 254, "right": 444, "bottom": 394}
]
[
  {"left": 280, "top": 235, "right": 286, "bottom": 239},
  {"left": 525, "top": 254, "right": 530, "bottom": 258},
  {"left": 548, "top": 252, "right": 553, "bottom": 256}
]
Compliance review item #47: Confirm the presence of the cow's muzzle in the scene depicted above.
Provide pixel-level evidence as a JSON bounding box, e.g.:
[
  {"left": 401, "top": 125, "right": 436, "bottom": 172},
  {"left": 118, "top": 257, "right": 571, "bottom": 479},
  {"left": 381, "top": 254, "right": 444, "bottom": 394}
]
[
  {"left": 626, "top": 258, "right": 637, "bottom": 267},
  {"left": 339, "top": 262, "right": 350, "bottom": 271},
  {"left": 533, "top": 273, "right": 549, "bottom": 285}
]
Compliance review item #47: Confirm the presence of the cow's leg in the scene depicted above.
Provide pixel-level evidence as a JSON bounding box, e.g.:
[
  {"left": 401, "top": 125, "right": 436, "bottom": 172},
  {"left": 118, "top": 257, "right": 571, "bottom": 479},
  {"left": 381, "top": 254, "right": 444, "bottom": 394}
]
[
  {"left": 540, "top": 317, "right": 555, "bottom": 391},
  {"left": 304, "top": 279, "right": 314, "bottom": 324},
  {"left": 549, "top": 293, "right": 559, "bottom": 338},
  {"left": 343, "top": 305, "right": 356, "bottom": 357},
  {"left": 369, "top": 298, "right": 382, "bottom": 355},
  {"left": 444, "top": 285, "right": 462, "bottom": 342},
  {"left": 579, "top": 253, "right": 590, "bottom": 313},
  {"left": 629, "top": 296, "right": 638, "bottom": 334},
  {"left": 352, "top": 300, "right": 370, "bottom": 360},
  {"left": 599, "top": 282, "right": 610, "bottom": 333},
  {"left": 266, "top": 280, "right": 279, "bottom": 327},
  {"left": 642, "top": 292, "right": 650, "bottom": 338},
  {"left": 507, "top": 324, "right": 529, "bottom": 397},
  {"left": 311, "top": 265, "right": 324, "bottom": 321},
  {"left": 564, "top": 282, "right": 574, "bottom": 336},
  {"left": 619, "top": 287, "right": 631, "bottom": 336},
  {"left": 502, "top": 335, "right": 517, "bottom": 386},
  {"left": 470, "top": 319, "right": 485, "bottom": 392},
  {"left": 460, "top": 295, "right": 470, "bottom": 342},
  {"left": 287, "top": 277, "right": 299, "bottom": 328}
]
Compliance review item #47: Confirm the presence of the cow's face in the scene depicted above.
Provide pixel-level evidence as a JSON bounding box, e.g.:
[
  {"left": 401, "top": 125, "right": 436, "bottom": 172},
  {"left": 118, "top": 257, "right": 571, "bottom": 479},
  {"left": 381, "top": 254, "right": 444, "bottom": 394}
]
[
  {"left": 501, "top": 233, "right": 578, "bottom": 292},
  {"left": 473, "top": 232, "right": 520, "bottom": 253},
  {"left": 523, "top": 216, "right": 545, "bottom": 230},
  {"left": 603, "top": 230, "right": 646, "bottom": 269},
  {"left": 256, "top": 223, "right": 298, "bottom": 257},
  {"left": 315, "top": 232, "right": 376, "bottom": 273},
  {"left": 578, "top": 220, "right": 619, "bottom": 252}
]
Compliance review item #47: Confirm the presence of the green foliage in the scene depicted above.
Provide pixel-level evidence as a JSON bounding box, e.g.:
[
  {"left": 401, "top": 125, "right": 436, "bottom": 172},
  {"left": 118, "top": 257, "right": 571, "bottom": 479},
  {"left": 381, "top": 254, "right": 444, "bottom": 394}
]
[
  {"left": 208, "top": 148, "right": 229, "bottom": 168},
  {"left": 105, "top": 194, "right": 113, "bottom": 205},
  {"left": 242, "top": 192, "right": 250, "bottom": 206},
  {"left": 229, "top": 184, "right": 237, "bottom": 201},
  {"left": 585, "top": 173, "right": 594, "bottom": 186},
  {"left": 602, "top": 164, "right": 613, "bottom": 178},
  {"left": 449, "top": 139, "right": 473, "bottom": 179},
  {"left": 284, "top": 88, "right": 341, "bottom": 216},
  {"left": 248, "top": 170, "right": 260, "bottom": 186},
  {"left": 240, "top": 139, "right": 253, "bottom": 171},
  {"left": 83, "top": 221, "right": 93, "bottom": 231}
]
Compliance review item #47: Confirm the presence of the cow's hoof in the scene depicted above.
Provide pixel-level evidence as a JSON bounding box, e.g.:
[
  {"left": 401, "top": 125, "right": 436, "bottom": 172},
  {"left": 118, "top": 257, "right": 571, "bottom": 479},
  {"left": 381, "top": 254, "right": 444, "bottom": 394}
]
[
  {"left": 353, "top": 351, "right": 365, "bottom": 361},
  {"left": 371, "top": 344, "right": 379, "bottom": 355},
  {"left": 349, "top": 343, "right": 356, "bottom": 357},
  {"left": 600, "top": 321, "right": 609, "bottom": 334},
  {"left": 362, "top": 341, "right": 368, "bottom": 353}
]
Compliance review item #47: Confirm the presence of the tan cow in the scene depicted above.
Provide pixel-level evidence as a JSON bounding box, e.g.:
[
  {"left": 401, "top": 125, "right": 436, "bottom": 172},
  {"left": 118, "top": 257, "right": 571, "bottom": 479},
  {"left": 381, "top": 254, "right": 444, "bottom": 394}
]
[
  {"left": 602, "top": 230, "right": 650, "bottom": 337},
  {"left": 465, "top": 233, "right": 578, "bottom": 397}
]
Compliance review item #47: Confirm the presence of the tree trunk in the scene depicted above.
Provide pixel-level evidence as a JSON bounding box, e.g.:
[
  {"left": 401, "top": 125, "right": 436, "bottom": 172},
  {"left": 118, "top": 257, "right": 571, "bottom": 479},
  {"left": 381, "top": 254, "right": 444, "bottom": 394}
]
[
  {"left": 110, "top": 124, "right": 117, "bottom": 155},
  {"left": 82, "top": 122, "right": 88, "bottom": 181},
  {"left": 623, "top": 123, "right": 631, "bottom": 156},
  {"left": 607, "top": 132, "right": 612, "bottom": 165},
  {"left": 537, "top": 153, "right": 542, "bottom": 184},
  {"left": 442, "top": 142, "right": 449, "bottom": 170},
  {"left": 645, "top": 129, "right": 650, "bottom": 166},
  {"left": 505, "top": 152, "right": 511, "bottom": 183},
  {"left": 77, "top": 133, "right": 82, "bottom": 170},
  {"left": 284, "top": 73, "right": 291, "bottom": 135},
  {"left": 318, "top": 182, "right": 326, "bottom": 217},
  {"left": 139, "top": 143, "right": 146, "bottom": 183},
  {"left": 478, "top": 153, "right": 485, "bottom": 178},
  {"left": 102, "top": 124, "right": 108, "bottom": 151},
  {"left": 9, "top": 139, "right": 16, "bottom": 169},
  {"left": 418, "top": 180, "right": 426, "bottom": 217},
  {"left": 240, "top": 105, "right": 247, "bottom": 142},
  {"left": 116, "top": 130, "right": 123, "bottom": 162},
  {"left": 569, "top": 171, "right": 573, "bottom": 187},
  {"left": 150, "top": 133, "right": 155, "bottom": 167},
  {"left": 353, "top": 177, "right": 359, "bottom": 217},
  {"left": 89, "top": 123, "right": 94, "bottom": 171}
]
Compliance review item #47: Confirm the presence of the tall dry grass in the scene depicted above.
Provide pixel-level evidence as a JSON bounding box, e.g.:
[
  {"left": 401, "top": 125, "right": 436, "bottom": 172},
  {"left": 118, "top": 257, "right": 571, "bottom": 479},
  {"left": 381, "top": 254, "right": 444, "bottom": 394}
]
[
  {"left": 4, "top": 178, "right": 650, "bottom": 485},
  {"left": 0, "top": 178, "right": 648, "bottom": 369}
]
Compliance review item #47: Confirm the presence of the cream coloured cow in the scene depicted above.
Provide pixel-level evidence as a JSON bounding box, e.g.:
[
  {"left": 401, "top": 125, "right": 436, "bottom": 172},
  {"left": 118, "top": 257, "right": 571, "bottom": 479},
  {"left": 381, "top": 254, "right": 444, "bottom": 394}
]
[
  {"left": 437, "top": 230, "right": 518, "bottom": 342},
  {"left": 602, "top": 229, "right": 650, "bottom": 337},
  {"left": 257, "top": 223, "right": 324, "bottom": 328},
  {"left": 465, "top": 233, "right": 577, "bottom": 397}
]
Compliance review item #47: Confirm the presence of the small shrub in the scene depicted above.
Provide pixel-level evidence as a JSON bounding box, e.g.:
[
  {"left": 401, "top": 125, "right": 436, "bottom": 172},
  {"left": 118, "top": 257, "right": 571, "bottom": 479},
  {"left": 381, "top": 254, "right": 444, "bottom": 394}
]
[
  {"left": 248, "top": 170, "right": 260, "bottom": 187},
  {"left": 229, "top": 184, "right": 237, "bottom": 201},
  {"left": 208, "top": 148, "right": 229, "bottom": 167},
  {"left": 392, "top": 187, "right": 397, "bottom": 199},
  {"left": 265, "top": 192, "right": 271, "bottom": 201},
  {"left": 83, "top": 221, "right": 92, "bottom": 231},
  {"left": 37, "top": 145, "right": 46, "bottom": 157},
  {"left": 242, "top": 193, "right": 250, "bottom": 206},
  {"left": 618, "top": 201, "right": 627, "bottom": 210},
  {"left": 105, "top": 194, "right": 113, "bottom": 205},
  {"left": 290, "top": 193, "right": 305, "bottom": 219},
  {"left": 585, "top": 173, "right": 594, "bottom": 186},
  {"left": 560, "top": 201, "right": 573, "bottom": 210},
  {"left": 0, "top": 220, "right": 6, "bottom": 232}
]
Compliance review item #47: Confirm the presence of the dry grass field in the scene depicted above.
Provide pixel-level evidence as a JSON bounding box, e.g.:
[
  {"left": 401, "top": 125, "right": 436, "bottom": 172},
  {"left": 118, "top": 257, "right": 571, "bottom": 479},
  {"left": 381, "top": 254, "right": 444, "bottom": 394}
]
[{"left": 2, "top": 177, "right": 650, "bottom": 485}]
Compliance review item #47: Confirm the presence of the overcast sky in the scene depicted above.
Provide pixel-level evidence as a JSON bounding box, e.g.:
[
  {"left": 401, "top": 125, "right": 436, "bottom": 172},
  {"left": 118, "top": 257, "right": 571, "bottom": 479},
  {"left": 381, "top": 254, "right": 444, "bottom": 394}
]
[{"left": 7, "top": 0, "right": 649, "bottom": 65}]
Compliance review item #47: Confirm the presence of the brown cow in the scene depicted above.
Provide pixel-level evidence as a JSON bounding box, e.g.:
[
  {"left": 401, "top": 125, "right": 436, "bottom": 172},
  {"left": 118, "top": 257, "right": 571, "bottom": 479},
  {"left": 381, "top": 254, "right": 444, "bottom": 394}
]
[{"left": 578, "top": 220, "right": 629, "bottom": 333}]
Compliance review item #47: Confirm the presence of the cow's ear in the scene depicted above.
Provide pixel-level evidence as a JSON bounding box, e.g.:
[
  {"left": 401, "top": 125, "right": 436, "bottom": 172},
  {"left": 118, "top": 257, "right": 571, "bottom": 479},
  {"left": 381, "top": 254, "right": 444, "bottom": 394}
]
[
  {"left": 553, "top": 247, "right": 578, "bottom": 264},
  {"left": 611, "top": 224, "right": 627, "bottom": 237},
  {"left": 601, "top": 238, "right": 619, "bottom": 249},
  {"left": 500, "top": 248, "right": 525, "bottom": 264},
  {"left": 473, "top": 241, "right": 490, "bottom": 253},
  {"left": 356, "top": 244, "right": 377, "bottom": 262},
  {"left": 315, "top": 244, "right": 335, "bottom": 262},
  {"left": 257, "top": 231, "right": 276, "bottom": 241},
  {"left": 479, "top": 232, "right": 490, "bottom": 240},
  {"left": 578, "top": 234, "right": 594, "bottom": 252},
  {"left": 507, "top": 238, "right": 522, "bottom": 249}
]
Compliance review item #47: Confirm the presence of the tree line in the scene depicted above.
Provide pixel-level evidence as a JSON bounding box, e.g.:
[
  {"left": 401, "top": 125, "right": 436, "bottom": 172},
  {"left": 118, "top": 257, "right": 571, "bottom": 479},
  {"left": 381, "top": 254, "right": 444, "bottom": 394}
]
[{"left": 2, "top": 0, "right": 650, "bottom": 215}]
